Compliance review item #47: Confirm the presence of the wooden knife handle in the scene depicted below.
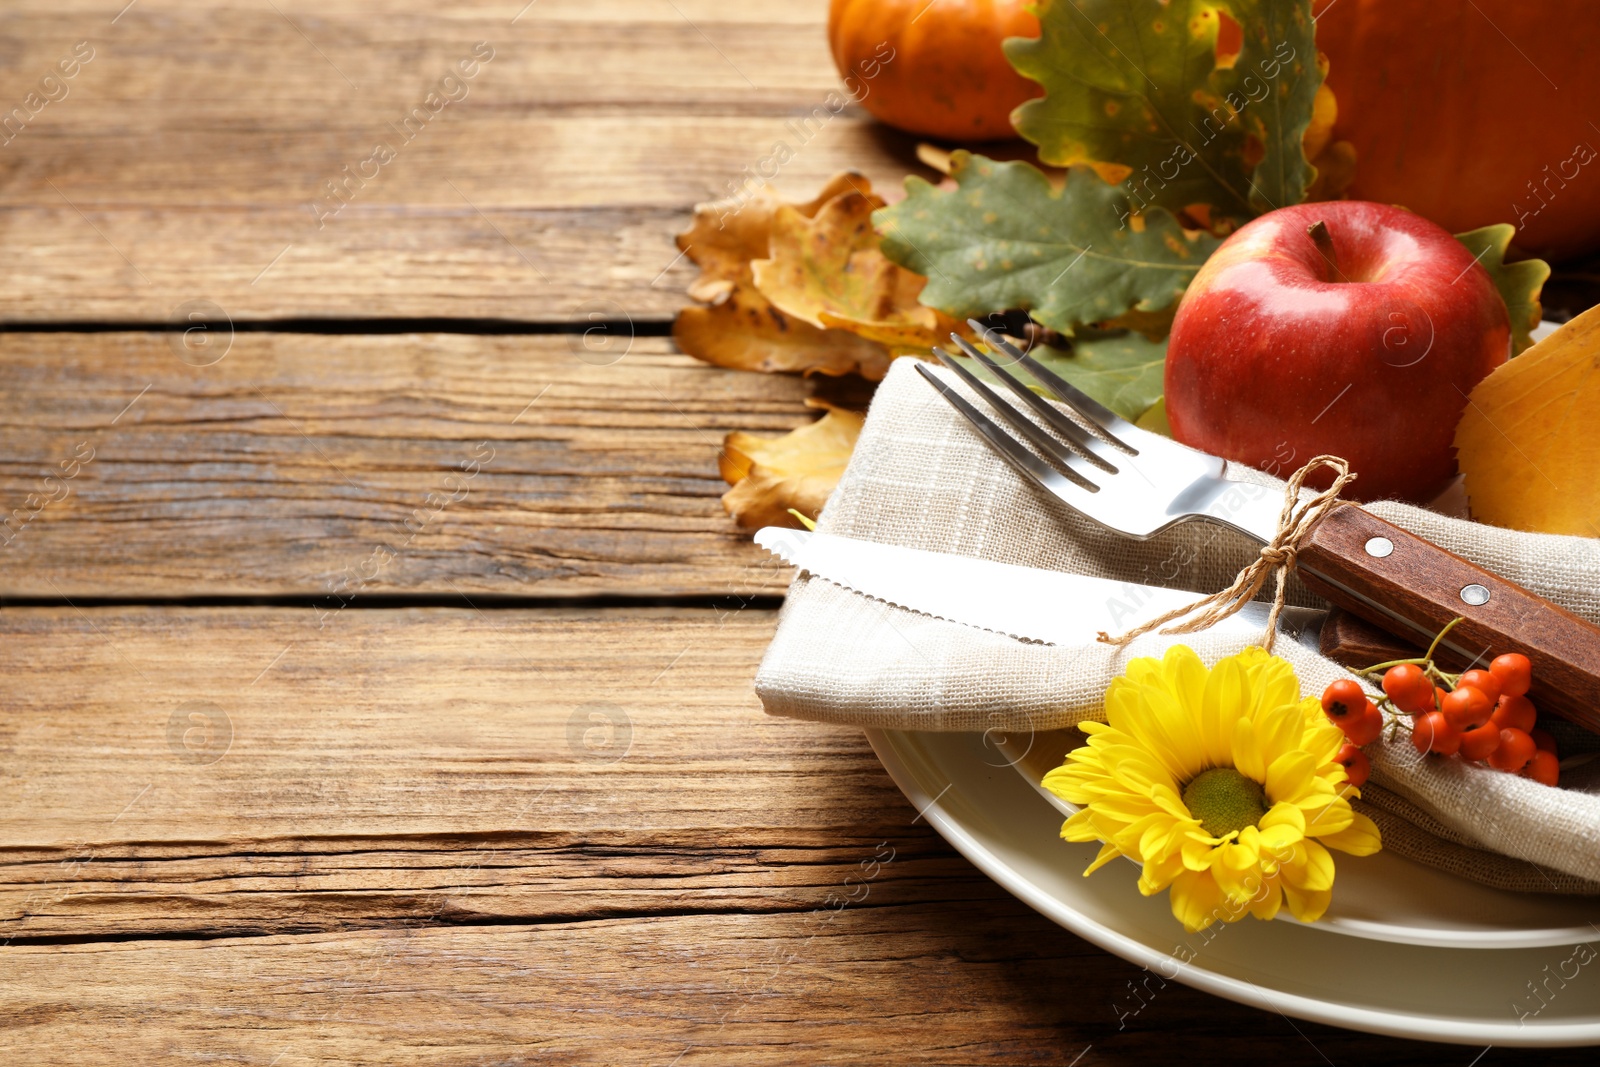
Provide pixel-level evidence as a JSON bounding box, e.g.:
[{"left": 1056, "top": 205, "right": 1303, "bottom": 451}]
[
  {"left": 1297, "top": 503, "right": 1600, "bottom": 735},
  {"left": 1318, "top": 608, "right": 1471, "bottom": 672}
]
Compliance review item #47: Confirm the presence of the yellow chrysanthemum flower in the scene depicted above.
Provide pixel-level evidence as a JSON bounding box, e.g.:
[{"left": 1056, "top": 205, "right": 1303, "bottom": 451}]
[{"left": 1043, "top": 645, "right": 1382, "bottom": 933}]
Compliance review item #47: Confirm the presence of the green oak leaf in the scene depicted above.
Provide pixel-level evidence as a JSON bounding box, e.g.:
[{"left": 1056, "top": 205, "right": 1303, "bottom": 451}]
[
  {"left": 1454, "top": 224, "right": 1550, "bottom": 356},
  {"left": 956, "top": 331, "right": 1169, "bottom": 422},
  {"left": 1006, "top": 0, "right": 1321, "bottom": 221},
  {"left": 1033, "top": 332, "right": 1169, "bottom": 420},
  {"left": 875, "top": 153, "right": 1220, "bottom": 334}
]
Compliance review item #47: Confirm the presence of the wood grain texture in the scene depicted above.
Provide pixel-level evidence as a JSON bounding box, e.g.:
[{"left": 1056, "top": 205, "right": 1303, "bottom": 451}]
[
  {"left": 0, "top": 606, "right": 901, "bottom": 939},
  {"left": 0, "top": 0, "right": 927, "bottom": 323},
  {"left": 1318, "top": 607, "right": 1438, "bottom": 670},
  {"left": 1, "top": 605, "right": 1579, "bottom": 1066},
  {"left": 0, "top": 332, "right": 821, "bottom": 598},
  {"left": 5, "top": 911, "right": 1567, "bottom": 1067},
  {"left": 1301, "top": 504, "right": 1600, "bottom": 731},
  {"left": 9, "top": 1, "right": 1590, "bottom": 1058}
]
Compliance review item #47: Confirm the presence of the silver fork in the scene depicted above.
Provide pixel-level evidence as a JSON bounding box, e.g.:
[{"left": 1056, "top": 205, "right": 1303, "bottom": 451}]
[
  {"left": 918, "top": 322, "right": 1284, "bottom": 543},
  {"left": 917, "top": 319, "right": 1600, "bottom": 734}
]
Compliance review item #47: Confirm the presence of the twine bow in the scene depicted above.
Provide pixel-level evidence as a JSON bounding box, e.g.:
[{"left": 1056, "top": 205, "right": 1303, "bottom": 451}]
[{"left": 1097, "top": 455, "right": 1357, "bottom": 654}]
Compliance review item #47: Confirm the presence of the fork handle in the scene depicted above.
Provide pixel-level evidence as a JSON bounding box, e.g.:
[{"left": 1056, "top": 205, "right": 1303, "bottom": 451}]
[{"left": 1296, "top": 503, "right": 1600, "bottom": 735}]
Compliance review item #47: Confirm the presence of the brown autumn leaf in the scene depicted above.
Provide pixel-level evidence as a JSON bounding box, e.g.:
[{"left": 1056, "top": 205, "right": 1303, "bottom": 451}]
[
  {"left": 719, "top": 404, "right": 865, "bottom": 528},
  {"left": 676, "top": 172, "right": 864, "bottom": 305},
  {"left": 1455, "top": 303, "right": 1600, "bottom": 537},
  {"left": 673, "top": 286, "right": 890, "bottom": 378},
  {"left": 752, "top": 189, "right": 972, "bottom": 355},
  {"left": 674, "top": 174, "right": 904, "bottom": 378}
]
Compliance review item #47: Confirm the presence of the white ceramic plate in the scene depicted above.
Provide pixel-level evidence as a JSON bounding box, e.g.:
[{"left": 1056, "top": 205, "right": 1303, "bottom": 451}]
[
  {"left": 997, "top": 728, "right": 1600, "bottom": 950},
  {"left": 869, "top": 727, "right": 1600, "bottom": 1047}
]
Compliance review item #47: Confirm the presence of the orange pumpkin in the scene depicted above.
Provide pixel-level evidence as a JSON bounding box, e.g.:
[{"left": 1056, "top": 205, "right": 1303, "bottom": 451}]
[
  {"left": 1314, "top": 0, "right": 1600, "bottom": 260},
  {"left": 827, "top": 0, "right": 1041, "bottom": 142}
]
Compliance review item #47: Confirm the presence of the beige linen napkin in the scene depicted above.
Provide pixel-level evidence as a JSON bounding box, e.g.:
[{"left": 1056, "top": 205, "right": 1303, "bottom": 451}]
[{"left": 756, "top": 358, "right": 1600, "bottom": 893}]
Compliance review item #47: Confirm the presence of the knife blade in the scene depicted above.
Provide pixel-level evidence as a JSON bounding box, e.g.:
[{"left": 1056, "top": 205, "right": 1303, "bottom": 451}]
[{"left": 755, "top": 527, "right": 1328, "bottom": 652}]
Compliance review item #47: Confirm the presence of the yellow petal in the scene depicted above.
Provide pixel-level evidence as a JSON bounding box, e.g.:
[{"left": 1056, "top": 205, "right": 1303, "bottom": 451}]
[
  {"left": 1257, "top": 814, "right": 1303, "bottom": 866},
  {"left": 1083, "top": 841, "right": 1124, "bottom": 876},
  {"left": 1061, "top": 808, "right": 1102, "bottom": 843},
  {"left": 1231, "top": 715, "right": 1267, "bottom": 782},
  {"left": 1200, "top": 656, "right": 1246, "bottom": 768},
  {"left": 1264, "top": 750, "right": 1317, "bottom": 805},
  {"left": 1300, "top": 704, "right": 1347, "bottom": 764},
  {"left": 1093, "top": 793, "right": 1170, "bottom": 823},
  {"left": 1223, "top": 831, "right": 1261, "bottom": 870},
  {"left": 1248, "top": 878, "right": 1284, "bottom": 921},
  {"left": 1170, "top": 869, "right": 1228, "bottom": 933},
  {"left": 1286, "top": 839, "right": 1337, "bottom": 894},
  {"left": 1298, "top": 796, "right": 1355, "bottom": 837},
  {"left": 1139, "top": 818, "right": 1186, "bottom": 862},
  {"left": 1148, "top": 784, "right": 1192, "bottom": 821},
  {"left": 1210, "top": 845, "right": 1264, "bottom": 903},
  {"left": 1260, "top": 800, "right": 1306, "bottom": 834},
  {"left": 1181, "top": 833, "right": 1218, "bottom": 871},
  {"left": 1121, "top": 687, "right": 1200, "bottom": 784},
  {"left": 1160, "top": 646, "right": 1210, "bottom": 762},
  {"left": 1318, "top": 811, "right": 1383, "bottom": 856},
  {"left": 1237, "top": 647, "right": 1302, "bottom": 719},
  {"left": 1140, "top": 849, "right": 1186, "bottom": 895},
  {"left": 1099, "top": 743, "right": 1179, "bottom": 795},
  {"left": 1282, "top": 881, "right": 1332, "bottom": 924},
  {"left": 1255, "top": 700, "right": 1308, "bottom": 771}
]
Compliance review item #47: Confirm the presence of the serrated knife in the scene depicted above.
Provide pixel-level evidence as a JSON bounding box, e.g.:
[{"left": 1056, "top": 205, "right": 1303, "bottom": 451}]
[
  {"left": 755, "top": 526, "right": 1330, "bottom": 652},
  {"left": 755, "top": 527, "right": 1568, "bottom": 687}
]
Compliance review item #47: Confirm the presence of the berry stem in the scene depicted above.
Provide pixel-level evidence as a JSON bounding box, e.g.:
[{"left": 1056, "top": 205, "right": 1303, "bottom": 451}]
[
  {"left": 1361, "top": 617, "right": 1467, "bottom": 677},
  {"left": 1358, "top": 656, "right": 1428, "bottom": 677},
  {"left": 1424, "top": 616, "right": 1465, "bottom": 664}
]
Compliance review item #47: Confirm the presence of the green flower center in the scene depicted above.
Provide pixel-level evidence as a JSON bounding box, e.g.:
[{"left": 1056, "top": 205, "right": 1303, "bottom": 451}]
[{"left": 1182, "top": 768, "right": 1267, "bottom": 839}]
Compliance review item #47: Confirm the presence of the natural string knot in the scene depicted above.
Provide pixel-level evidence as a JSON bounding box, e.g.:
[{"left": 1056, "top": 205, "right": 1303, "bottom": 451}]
[{"left": 1097, "top": 455, "right": 1357, "bottom": 654}]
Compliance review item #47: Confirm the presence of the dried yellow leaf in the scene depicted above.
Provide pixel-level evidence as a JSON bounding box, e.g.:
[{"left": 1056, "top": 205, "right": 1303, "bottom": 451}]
[
  {"left": 676, "top": 172, "right": 864, "bottom": 305},
  {"left": 1456, "top": 304, "right": 1600, "bottom": 537},
  {"left": 719, "top": 406, "right": 864, "bottom": 529},
  {"left": 1302, "top": 82, "right": 1338, "bottom": 163},
  {"left": 752, "top": 189, "right": 969, "bottom": 354},
  {"left": 674, "top": 174, "right": 899, "bottom": 379},
  {"left": 673, "top": 288, "right": 890, "bottom": 378}
]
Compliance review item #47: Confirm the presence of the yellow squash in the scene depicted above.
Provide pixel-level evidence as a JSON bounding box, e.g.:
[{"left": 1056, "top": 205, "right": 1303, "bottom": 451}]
[{"left": 1456, "top": 305, "right": 1600, "bottom": 537}]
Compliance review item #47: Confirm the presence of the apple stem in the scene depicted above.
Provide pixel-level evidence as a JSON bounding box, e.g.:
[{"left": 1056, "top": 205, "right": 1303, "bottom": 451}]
[{"left": 1307, "top": 220, "right": 1340, "bottom": 281}]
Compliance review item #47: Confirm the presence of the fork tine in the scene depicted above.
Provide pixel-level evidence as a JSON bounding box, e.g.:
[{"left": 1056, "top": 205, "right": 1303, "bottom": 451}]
[
  {"left": 924, "top": 350, "right": 1102, "bottom": 492},
  {"left": 947, "top": 334, "right": 1118, "bottom": 473},
  {"left": 915, "top": 364, "right": 1101, "bottom": 505},
  {"left": 968, "top": 319, "right": 1138, "bottom": 454}
]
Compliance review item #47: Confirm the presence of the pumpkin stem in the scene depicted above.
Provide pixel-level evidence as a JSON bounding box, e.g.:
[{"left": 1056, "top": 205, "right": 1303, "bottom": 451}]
[{"left": 1307, "top": 220, "right": 1341, "bottom": 282}]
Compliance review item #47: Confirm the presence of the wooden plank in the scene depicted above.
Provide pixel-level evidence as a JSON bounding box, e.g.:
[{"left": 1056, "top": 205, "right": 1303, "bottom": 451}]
[
  {"left": 1, "top": 605, "right": 1567, "bottom": 1064},
  {"left": 0, "top": 605, "right": 908, "bottom": 939},
  {"left": 2, "top": 912, "right": 1531, "bottom": 1067},
  {"left": 0, "top": 0, "right": 923, "bottom": 323},
  {"left": 0, "top": 332, "right": 821, "bottom": 598}
]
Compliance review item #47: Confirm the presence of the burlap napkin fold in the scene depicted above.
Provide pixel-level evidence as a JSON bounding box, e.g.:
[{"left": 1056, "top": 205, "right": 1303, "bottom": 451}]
[{"left": 756, "top": 359, "right": 1600, "bottom": 893}]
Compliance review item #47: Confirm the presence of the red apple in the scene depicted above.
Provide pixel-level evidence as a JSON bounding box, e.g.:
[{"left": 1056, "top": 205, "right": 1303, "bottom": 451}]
[{"left": 1164, "top": 201, "right": 1510, "bottom": 503}]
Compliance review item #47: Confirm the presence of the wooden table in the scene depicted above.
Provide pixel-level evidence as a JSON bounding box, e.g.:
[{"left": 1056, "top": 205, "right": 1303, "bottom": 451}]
[{"left": 2, "top": 3, "right": 1593, "bottom": 1062}]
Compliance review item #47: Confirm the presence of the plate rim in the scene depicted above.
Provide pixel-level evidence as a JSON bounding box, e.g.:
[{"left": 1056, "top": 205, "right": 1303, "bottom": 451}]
[
  {"left": 995, "top": 727, "right": 1600, "bottom": 950},
  {"left": 868, "top": 726, "right": 1600, "bottom": 1048}
]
